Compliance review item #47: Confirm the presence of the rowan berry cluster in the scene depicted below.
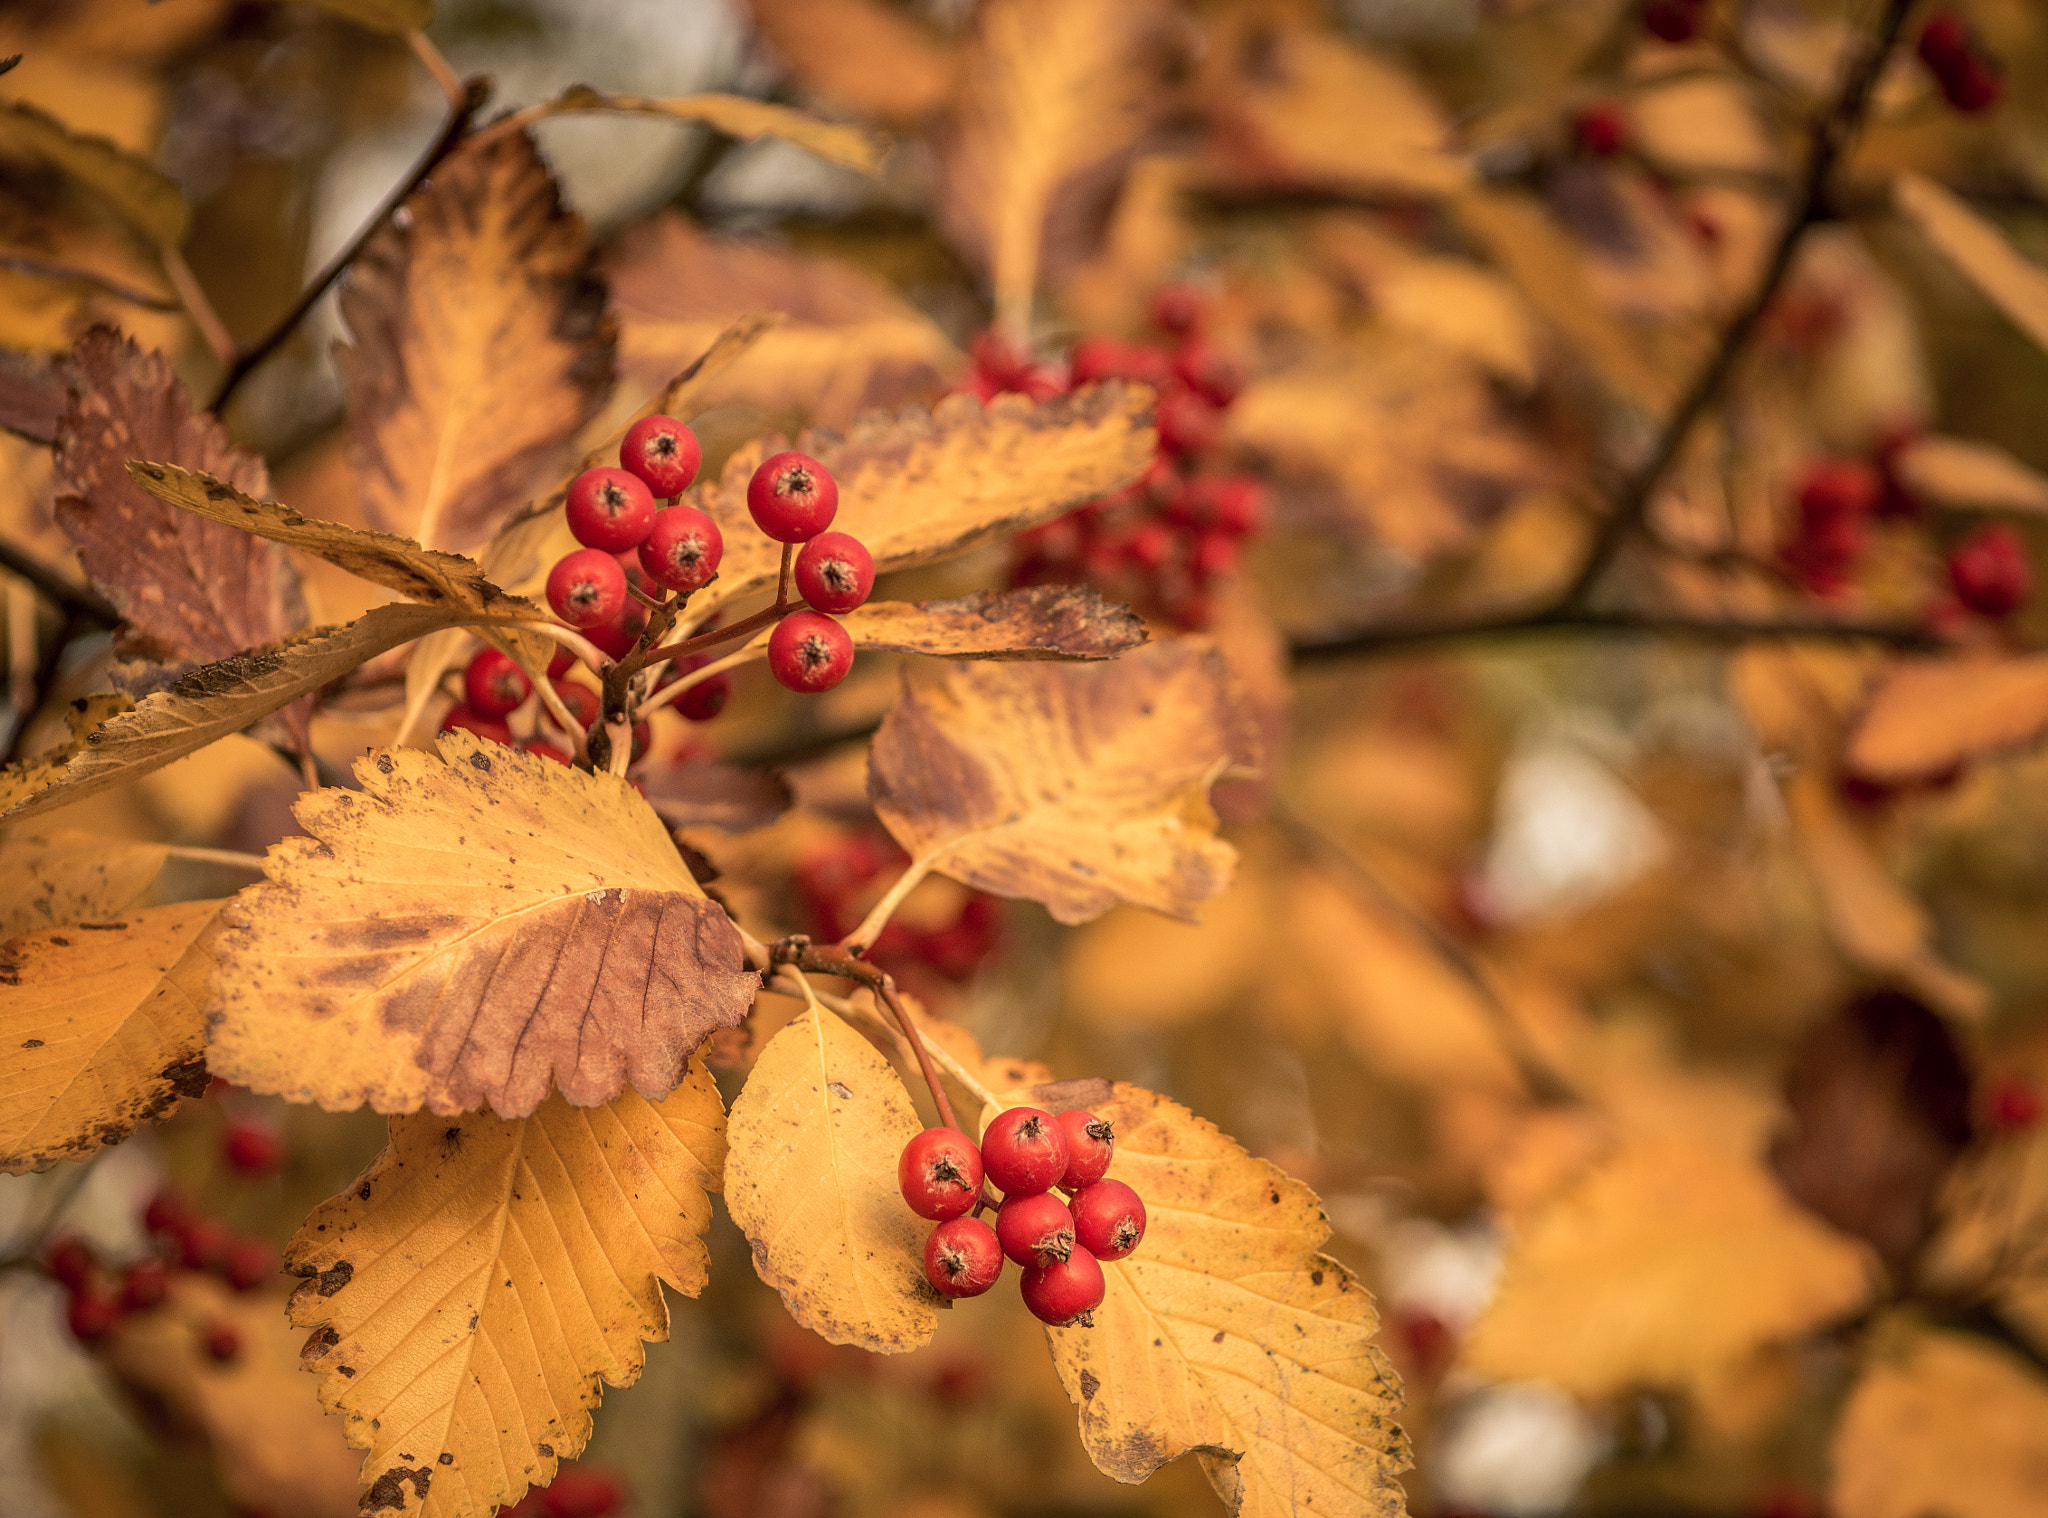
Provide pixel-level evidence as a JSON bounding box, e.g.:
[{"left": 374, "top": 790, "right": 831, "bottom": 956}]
[
  {"left": 1916, "top": 11, "right": 2002, "bottom": 113},
  {"left": 898, "top": 1108, "right": 1146, "bottom": 1327},
  {"left": 795, "top": 829, "right": 1003, "bottom": 984},
  {"left": 972, "top": 285, "right": 1266, "bottom": 631}
]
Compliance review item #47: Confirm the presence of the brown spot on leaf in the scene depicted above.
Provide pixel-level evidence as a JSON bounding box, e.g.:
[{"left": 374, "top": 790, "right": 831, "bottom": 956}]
[
  {"left": 1079, "top": 1369, "right": 1100, "bottom": 1401},
  {"left": 361, "top": 1465, "right": 430, "bottom": 1510},
  {"left": 315, "top": 1260, "right": 354, "bottom": 1296}
]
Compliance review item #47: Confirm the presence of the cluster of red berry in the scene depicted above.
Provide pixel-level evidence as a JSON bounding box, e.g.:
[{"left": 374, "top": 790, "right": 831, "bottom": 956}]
[
  {"left": 794, "top": 830, "right": 1003, "bottom": 984},
  {"left": 1641, "top": 0, "right": 1712, "bottom": 44},
  {"left": 1987, "top": 1077, "right": 2042, "bottom": 1134},
  {"left": 1917, "top": 11, "right": 2002, "bottom": 114},
  {"left": 973, "top": 286, "right": 1265, "bottom": 631},
  {"left": 898, "top": 1107, "right": 1146, "bottom": 1328},
  {"left": 501, "top": 1464, "right": 629, "bottom": 1518}
]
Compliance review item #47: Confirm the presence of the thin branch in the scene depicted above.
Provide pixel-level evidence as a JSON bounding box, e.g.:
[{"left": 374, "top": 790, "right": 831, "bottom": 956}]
[
  {"left": 407, "top": 29, "right": 466, "bottom": 111},
  {"left": 839, "top": 856, "right": 942, "bottom": 959},
  {"left": 160, "top": 844, "right": 268, "bottom": 870},
  {"left": 1290, "top": 605, "right": 1943, "bottom": 663},
  {"left": 158, "top": 246, "right": 236, "bottom": 367},
  {"left": 0, "top": 545, "right": 118, "bottom": 628}
]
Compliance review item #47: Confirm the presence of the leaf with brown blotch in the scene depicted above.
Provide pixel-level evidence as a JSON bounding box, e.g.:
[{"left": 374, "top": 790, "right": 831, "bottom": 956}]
[
  {"left": 339, "top": 129, "right": 613, "bottom": 553},
  {"left": 1895, "top": 173, "right": 2048, "bottom": 357},
  {"left": 634, "top": 757, "right": 792, "bottom": 834},
  {"left": 722, "top": 1005, "right": 937, "bottom": 1353},
  {"left": 0, "top": 693, "right": 131, "bottom": 817},
  {"left": 1847, "top": 655, "right": 2048, "bottom": 782},
  {"left": 287, "top": 1069, "right": 727, "bottom": 1518},
  {"left": 0, "top": 99, "right": 187, "bottom": 246},
  {"left": 840, "top": 586, "right": 1146, "bottom": 661},
  {"left": 1035, "top": 1081, "right": 1411, "bottom": 1518},
  {"left": 867, "top": 640, "right": 1256, "bottom": 927},
  {"left": 0, "top": 829, "right": 167, "bottom": 941},
  {"left": 297, "top": 0, "right": 433, "bottom": 35},
  {"left": 0, "top": 604, "right": 502, "bottom": 827},
  {"left": 509, "top": 86, "right": 889, "bottom": 175},
  {"left": 57, "top": 331, "right": 307, "bottom": 671},
  {"left": 208, "top": 732, "right": 757, "bottom": 1119},
  {"left": 740, "top": 0, "right": 958, "bottom": 123},
  {"left": 1891, "top": 434, "right": 2048, "bottom": 515},
  {"left": 0, "top": 900, "right": 221, "bottom": 1175}
]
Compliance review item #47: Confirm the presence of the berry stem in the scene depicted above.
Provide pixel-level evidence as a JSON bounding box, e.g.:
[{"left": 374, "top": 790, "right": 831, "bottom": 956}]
[
  {"left": 838, "top": 854, "right": 946, "bottom": 958},
  {"left": 776, "top": 541, "right": 795, "bottom": 609},
  {"left": 532, "top": 677, "right": 592, "bottom": 767},
  {"left": 529, "top": 622, "right": 609, "bottom": 672},
  {"left": 643, "top": 601, "right": 788, "bottom": 665},
  {"left": 159, "top": 845, "right": 268, "bottom": 871},
  {"left": 604, "top": 719, "right": 633, "bottom": 778}
]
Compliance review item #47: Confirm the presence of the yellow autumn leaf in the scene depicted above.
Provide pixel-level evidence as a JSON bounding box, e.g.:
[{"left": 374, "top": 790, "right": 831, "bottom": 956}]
[
  {"left": 0, "top": 98, "right": 186, "bottom": 246},
  {"left": 1846, "top": 655, "right": 2048, "bottom": 783},
  {"left": 207, "top": 731, "right": 757, "bottom": 1118},
  {"left": 512, "top": 86, "right": 888, "bottom": 175},
  {"left": 0, "top": 692, "right": 131, "bottom": 816},
  {"left": 1891, "top": 434, "right": 2048, "bottom": 515},
  {"left": 837, "top": 586, "right": 1146, "bottom": 662},
  {"left": 1035, "top": 1081, "right": 1411, "bottom": 1518},
  {"left": 287, "top": 1067, "right": 727, "bottom": 1518},
  {"left": 722, "top": 1003, "right": 937, "bottom": 1353},
  {"left": 1895, "top": 172, "right": 2048, "bottom": 357},
  {"left": 866, "top": 640, "right": 1257, "bottom": 927},
  {"left": 740, "top": 0, "right": 957, "bottom": 124},
  {"left": 0, "top": 900, "right": 221, "bottom": 1174},
  {"left": 0, "top": 829, "right": 166, "bottom": 941}
]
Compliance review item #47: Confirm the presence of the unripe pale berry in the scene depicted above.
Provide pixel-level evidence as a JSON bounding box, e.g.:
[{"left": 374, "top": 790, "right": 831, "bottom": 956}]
[
  {"left": 639, "top": 506, "right": 723, "bottom": 593},
  {"left": 996, "top": 1191, "right": 1075, "bottom": 1267},
  {"left": 748, "top": 451, "right": 838, "bottom": 542},
  {"left": 981, "top": 1107, "right": 1069, "bottom": 1196},
  {"left": 794, "top": 531, "right": 875, "bottom": 613},
  {"left": 767, "top": 610, "right": 854, "bottom": 693},
  {"left": 547, "top": 548, "right": 628, "bottom": 628},
  {"left": 924, "top": 1216, "right": 1004, "bottom": 1299},
  {"left": 1055, "top": 1110, "right": 1115, "bottom": 1189},
  {"left": 1070, "top": 1178, "right": 1146, "bottom": 1261},
  {"left": 1021, "top": 1246, "right": 1105, "bottom": 1327},
  {"left": 464, "top": 648, "right": 531, "bottom": 717},
  {"left": 620, "top": 414, "right": 702, "bottom": 497},
  {"left": 898, "top": 1126, "right": 984, "bottom": 1221}
]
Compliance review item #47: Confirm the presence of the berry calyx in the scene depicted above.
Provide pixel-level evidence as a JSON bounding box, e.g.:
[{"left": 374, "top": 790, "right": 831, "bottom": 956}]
[
  {"left": 547, "top": 548, "right": 629, "bottom": 629},
  {"left": 638, "top": 506, "right": 724, "bottom": 594},
  {"left": 747, "top": 451, "right": 839, "bottom": 542},
  {"left": 980, "top": 1107, "right": 1069, "bottom": 1197},
  {"left": 1948, "top": 524, "right": 2031, "bottom": 618},
  {"left": 767, "top": 610, "right": 855, "bottom": 694},
  {"left": 898, "top": 1126, "right": 985, "bottom": 1221},
  {"left": 222, "top": 1117, "right": 284, "bottom": 1177},
  {"left": 463, "top": 648, "right": 532, "bottom": 718},
  {"left": 1021, "top": 1247, "right": 1105, "bottom": 1327},
  {"left": 620, "top": 414, "right": 702, "bottom": 498},
  {"left": 794, "top": 531, "right": 875, "bottom": 614},
  {"left": 923, "top": 1216, "right": 1004, "bottom": 1299},
  {"left": 566, "top": 468, "right": 657, "bottom": 552},
  {"left": 1055, "top": 1110, "right": 1115, "bottom": 1189},
  {"left": 1070, "top": 1179, "right": 1146, "bottom": 1261},
  {"left": 995, "top": 1191, "right": 1075, "bottom": 1268}
]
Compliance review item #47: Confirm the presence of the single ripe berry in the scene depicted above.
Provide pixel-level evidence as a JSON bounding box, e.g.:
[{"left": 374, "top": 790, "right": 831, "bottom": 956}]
[
  {"left": 1124, "top": 521, "right": 1173, "bottom": 572},
  {"left": 547, "top": 549, "right": 629, "bottom": 629},
  {"left": 794, "top": 531, "right": 875, "bottom": 613},
  {"left": 555, "top": 683, "right": 600, "bottom": 732},
  {"left": 638, "top": 506, "right": 724, "bottom": 593},
  {"left": 1574, "top": 102, "right": 1629, "bottom": 157},
  {"left": 1799, "top": 459, "right": 1881, "bottom": 527},
  {"left": 1172, "top": 341, "right": 1242, "bottom": 408},
  {"left": 175, "top": 1216, "right": 227, "bottom": 1272},
  {"left": 1154, "top": 388, "right": 1221, "bottom": 456},
  {"left": 1070, "top": 1179, "right": 1146, "bottom": 1261},
  {"left": 628, "top": 721, "right": 651, "bottom": 764},
  {"left": 1642, "top": 0, "right": 1706, "bottom": 44},
  {"left": 1056, "top": 1111, "right": 1115, "bottom": 1189},
  {"left": 222, "top": 1117, "right": 283, "bottom": 1177},
  {"left": 1918, "top": 13, "right": 1970, "bottom": 70},
  {"left": 924, "top": 1216, "right": 1004, "bottom": 1299},
  {"left": 620, "top": 414, "right": 702, "bottom": 498},
  {"left": 536, "top": 1465, "right": 628, "bottom": 1518},
  {"left": 464, "top": 648, "right": 532, "bottom": 717},
  {"left": 747, "top": 451, "right": 838, "bottom": 542},
  {"left": 525, "top": 741, "right": 573, "bottom": 766},
  {"left": 898, "top": 1126, "right": 985, "bottom": 1221},
  {"left": 1192, "top": 531, "right": 1240, "bottom": 583},
  {"left": 980, "top": 1107, "right": 1069, "bottom": 1197},
  {"left": 677, "top": 670, "right": 730, "bottom": 722},
  {"left": 767, "top": 610, "right": 855, "bottom": 694},
  {"left": 547, "top": 644, "right": 576, "bottom": 680},
  {"left": 203, "top": 1319, "right": 242, "bottom": 1364},
  {"left": 1949, "top": 524, "right": 2031, "bottom": 618},
  {"left": 1021, "top": 1247, "right": 1105, "bottom": 1327},
  {"left": 1942, "top": 54, "right": 2002, "bottom": 112},
  {"left": 142, "top": 1188, "right": 187, "bottom": 1237},
  {"left": 46, "top": 1235, "right": 98, "bottom": 1290},
  {"left": 441, "top": 704, "right": 515, "bottom": 747},
  {"left": 566, "top": 468, "right": 657, "bottom": 552},
  {"left": 1989, "top": 1079, "right": 2041, "bottom": 1132},
  {"left": 1150, "top": 284, "right": 1206, "bottom": 335},
  {"left": 995, "top": 1191, "right": 1075, "bottom": 1268},
  {"left": 221, "top": 1235, "right": 279, "bottom": 1293},
  {"left": 66, "top": 1288, "right": 120, "bottom": 1343},
  {"left": 585, "top": 601, "right": 648, "bottom": 662},
  {"left": 120, "top": 1257, "right": 168, "bottom": 1313}
]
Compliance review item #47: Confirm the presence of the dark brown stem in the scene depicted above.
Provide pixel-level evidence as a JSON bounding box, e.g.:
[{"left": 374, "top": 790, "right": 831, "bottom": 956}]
[
  {"left": 776, "top": 542, "right": 795, "bottom": 609},
  {"left": 643, "top": 601, "right": 785, "bottom": 665},
  {"left": 2, "top": 606, "right": 82, "bottom": 766},
  {"left": 1290, "top": 606, "right": 1944, "bottom": 663},
  {"left": 0, "top": 545, "right": 118, "bottom": 627},
  {"left": 775, "top": 936, "right": 962, "bottom": 1132}
]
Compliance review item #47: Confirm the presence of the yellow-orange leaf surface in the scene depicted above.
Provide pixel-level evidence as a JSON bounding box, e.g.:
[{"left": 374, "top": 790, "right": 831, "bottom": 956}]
[{"left": 0, "top": 828, "right": 165, "bottom": 941}]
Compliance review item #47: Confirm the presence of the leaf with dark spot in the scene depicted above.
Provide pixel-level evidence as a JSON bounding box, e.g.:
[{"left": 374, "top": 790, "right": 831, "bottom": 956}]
[{"left": 841, "top": 585, "right": 1147, "bottom": 662}]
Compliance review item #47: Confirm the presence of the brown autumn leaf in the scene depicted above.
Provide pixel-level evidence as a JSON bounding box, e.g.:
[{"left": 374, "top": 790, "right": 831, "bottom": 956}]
[
  {"left": 740, "top": 0, "right": 957, "bottom": 123},
  {"left": 1892, "top": 434, "right": 2048, "bottom": 515},
  {"left": 507, "top": 86, "right": 888, "bottom": 175},
  {"left": 606, "top": 214, "right": 957, "bottom": 428},
  {"left": 839, "top": 586, "right": 1146, "bottom": 661},
  {"left": 1895, "top": 172, "right": 2048, "bottom": 356},
  {"left": 287, "top": 1067, "right": 727, "bottom": 1518},
  {"left": 722, "top": 1002, "right": 937, "bottom": 1354},
  {"left": 0, "top": 98, "right": 186, "bottom": 246},
  {"left": 0, "top": 900, "right": 220, "bottom": 1175},
  {"left": 339, "top": 128, "right": 613, "bottom": 552},
  {"left": 0, "top": 828, "right": 166, "bottom": 941},
  {"left": 1846, "top": 655, "right": 2048, "bottom": 782},
  {"left": 56, "top": 329, "right": 307, "bottom": 666},
  {"left": 636, "top": 756, "right": 793, "bottom": 834},
  {"left": 208, "top": 731, "right": 756, "bottom": 1118},
  {"left": 0, "top": 345, "right": 65, "bottom": 442},
  {"left": 867, "top": 639, "right": 1257, "bottom": 926},
  {"left": 1034, "top": 1081, "right": 1411, "bottom": 1518}
]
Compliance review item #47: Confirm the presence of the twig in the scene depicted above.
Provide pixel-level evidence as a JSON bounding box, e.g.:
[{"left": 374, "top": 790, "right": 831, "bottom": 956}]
[
  {"left": 839, "top": 854, "right": 947, "bottom": 958},
  {"left": 1290, "top": 605, "right": 1943, "bottom": 663},
  {"left": 1, "top": 607, "right": 80, "bottom": 766},
  {"left": 159, "top": 247, "right": 236, "bottom": 367},
  {"left": 0, "top": 253, "right": 178, "bottom": 311},
  {"left": 0, "top": 545, "right": 118, "bottom": 628},
  {"left": 160, "top": 844, "right": 268, "bottom": 870},
  {"left": 407, "top": 29, "right": 466, "bottom": 111}
]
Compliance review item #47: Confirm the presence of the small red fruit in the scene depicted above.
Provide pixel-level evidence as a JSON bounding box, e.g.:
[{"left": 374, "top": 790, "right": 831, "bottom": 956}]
[
  {"left": 174, "top": 1216, "right": 227, "bottom": 1272},
  {"left": 923, "top": 1216, "right": 1004, "bottom": 1299},
  {"left": 547, "top": 548, "right": 629, "bottom": 629},
  {"left": 566, "top": 468, "right": 656, "bottom": 552},
  {"left": 995, "top": 1191, "right": 1075, "bottom": 1267},
  {"left": 1574, "top": 103, "right": 1629, "bottom": 158},
  {"left": 1150, "top": 284, "right": 1207, "bottom": 335},
  {"left": 767, "top": 610, "right": 855, "bottom": 693},
  {"left": 1173, "top": 341, "right": 1242, "bottom": 408},
  {"left": 1642, "top": 0, "right": 1705, "bottom": 44},
  {"left": 794, "top": 531, "right": 875, "bottom": 613},
  {"left": 1154, "top": 387, "right": 1221, "bottom": 456},
  {"left": 1799, "top": 459, "right": 1882, "bottom": 526},
  {"left": 537, "top": 1465, "right": 628, "bottom": 1518},
  {"left": 1055, "top": 1110, "right": 1115, "bottom": 1189},
  {"left": 547, "top": 645, "right": 576, "bottom": 680},
  {"left": 1949, "top": 524, "right": 2031, "bottom": 618},
  {"left": 638, "top": 506, "right": 724, "bottom": 593},
  {"left": 441, "top": 704, "right": 515, "bottom": 747},
  {"left": 554, "top": 683, "right": 600, "bottom": 732},
  {"left": 898, "top": 1126, "right": 985, "bottom": 1221},
  {"left": 1917, "top": 13, "right": 1970, "bottom": 70},
  {"left": 47, "top": 1235, "right": 98, "bottom": 1290},
  {"left": 1192, "top": 532, "right": 1240, "bottom": 583},
  {"left": 203, "top": 1319, "right": 242, "bottom": 1364},
  {"left": 143, "top": 1188, "right": 188, "bottom": 1236},
  {"left": 525, "top": 741, "right": 574, "bottom": 766},
  {"left": 463, "top": 648, "right": 532, "bottom": 718},
  {"left": 222, "top": 1117, "right": 284, "bottom": 1177},
  {"left": 1021, "top": 1247, "right": 1105, "bottom": 1327},
  {"left": 1124, "top": 521, "right": 1173, "bottom": 572},
  {"left": 120, "top": 1257, "right": 168, "bottom": 1313},
  {"left": 584, "top": 601, "right": 648, "bottom": 662},
  {"left": 673, "top": 666, "right": 731, "bottom": 723},
  {"left": 747, "top": 451, "right": 839, "bottom": 542},
  {"left": 620, "top": 414, "right": 702, "bottom": 498},
  {"left": 1989, "top": 1079, "right": 2041, "bottom": 1132},
  {"left": 980, "top": 1107, "right": 1069, "bottom": 1197},
  {"left": 67, "top": 1288, "right": 120, "bottom": 1343},
  {"left": 221, "top": 1235, "right": 279, "bottom": 1293},
  {"left": 1070, "top": 1179, "right": 1146, "bottom": 1261},
  {"left": 1942, "top": 55, "right": 2002, "bottom": 112}
]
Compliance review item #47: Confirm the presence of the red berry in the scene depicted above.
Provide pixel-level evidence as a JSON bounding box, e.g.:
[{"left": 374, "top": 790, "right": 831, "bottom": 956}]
[
  {"left": 120, "top": 1257, "right": 168, "bottom": 1313},
  {"left": 1949, "top": 524, "right": 2031, "bottom": 618},
  {"left": 747, "top": 451, "right": 839, "bottom": 542},
  {"left": 1154, "top": 388, "right": 1221, "bottom": 456},
  {"left": 1192, "top": 532, "right": 1240, "bottom": 583},
  {"left": 627, "top": 721, "right": 651, "bottom": 764},
  {"left": 203, "top": 1319, "right": 241, "bottom": 1363},
  {"left": 1917, "top": 13, "right": 1971, "bottom": 70},
  {"left": 143, "top": 1188, "right": 188, "bottom": 1237},
  {"left": 1989, "top": 1079, "right": 2042, "bottom": 1132},
  {"left": 995, "top": 1191, "right": 1075, "bottom": 1268},
  {"left": 1070, "top": 1179, "right": 1146, "bottom": 1261},
  {"left": 554, "top": 683, "right": 600, "bottom": 732},
  {"left": 1941, "top": 54, "right": 2002, "bottom": 113},
  {"left": 565, "top": 468, "right": 656, "bottom": 552},
  {"left": 1642, "top": 0, "right": 1705, "bottom": 43},
  {"left": 637, "top": 506, "right": 723, "bottom": 594},
  {"left": 547, "top": 644, "right": 576, "bottom": 680},
  {"left": 1798, "top": 458, "right": 1881, "bottom": 527},
  {"left": 67, "top": 1288, "right": 120, "bottom": 1343},
  {"left": 620, "top": 414, "right": 702, "bottom": 498},
  {"left": 923, "top": 1216, "right": 1004, "bottom": 1299},
  {"left": 1172, "top": 341, "right": 1242, "bottom": 408},
  {"left": 794, "top": 531, "right": 875, "bottom": 614},
  {"left": 1209, "top": 476, "right": 1267, "bottom": 537},
  {"left": 1055, "top": 1110, "right": 1115, "bottom": 1189},
  {"left": 546, "top": 548, "right": 629, "bottom": 629},
  {"left": 969, "top": 329, "right": 1033, "bottom": 391},
  {"left": 1069, "top": 336, "right": 1133, "bottom": 387},
  {"left": 980, "top": 1107, "right": 1069, "bottom": 1197},
  {"left": 525, "top": 741, "right": 574, "bottom": 766},
  {"left": 463, "top": 648, "right": 532, "bottom": 717},
  {"left": 47, "top": 1235, "right": 97, "bottom": 1290},
  {"left": 537, "top": 1465, "right": 628, "bottom": 1518},
  {"left": 1574, "top": 103, "right": 1629, "bottom": 157},
  {"left": 1021, "top": 1247, "right": 1105, "bottom": 1327},
  {"left": 222, "top": 1118, "right": 283, "bottom": 1177},
  {"left": 1150, "top": 284, "right": 1206, "bottom": 335},
  {"left": 174, "top": 1217, "right": 227, "bottom": 1272},
  {"left": 1124, "top": 522, "right": 1173, "bottom": 572},
  {"left": 671, "top": 662, "right": 731, "bottom": 723},
  {"left": 898, "top": 1126, "right": 985, "bottom": 1221},
  {"left": 584, "top": 601, "right": 648, "bottom": 662},
  {"left": 767, "top": 610, "right": 854, "bottom": 693},
  {"left": 221, "top": 1235, "right": 279, "bottom": 1293},
  {"left": 441, "top": 704, "right": 515, "bottom": 747}
]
